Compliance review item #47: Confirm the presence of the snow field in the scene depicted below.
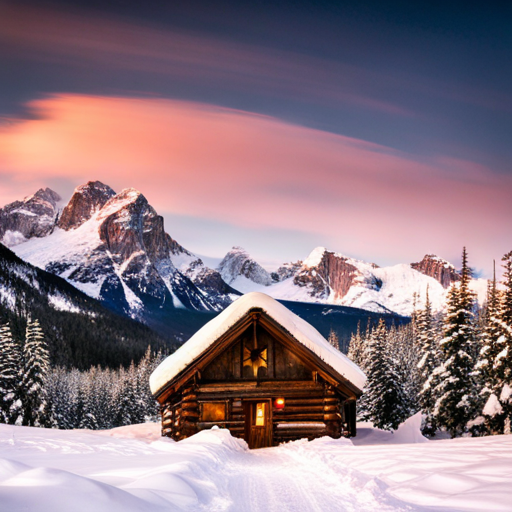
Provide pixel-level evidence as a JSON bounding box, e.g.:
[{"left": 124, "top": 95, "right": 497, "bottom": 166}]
[{"left": 1, "top": 415, "right": 512, "bottom": 512}]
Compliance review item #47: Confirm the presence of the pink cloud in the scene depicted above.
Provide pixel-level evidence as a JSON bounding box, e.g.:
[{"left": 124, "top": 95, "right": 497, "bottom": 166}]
[{"left": 0, "top": 94, "right": 510, "bottom": 273}]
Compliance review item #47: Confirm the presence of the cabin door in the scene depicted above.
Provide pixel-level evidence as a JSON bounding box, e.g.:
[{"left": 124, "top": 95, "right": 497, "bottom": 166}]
[{"left": 244, "top": 400, "right": 272, "bottom": 449}]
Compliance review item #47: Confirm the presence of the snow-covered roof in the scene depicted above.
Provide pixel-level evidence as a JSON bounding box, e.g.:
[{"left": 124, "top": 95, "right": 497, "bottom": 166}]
[{"left": 150, "top": 292, "right": 366, "bottom": 395}]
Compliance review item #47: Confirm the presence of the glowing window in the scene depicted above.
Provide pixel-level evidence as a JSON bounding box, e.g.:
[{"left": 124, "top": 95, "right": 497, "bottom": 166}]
[
  {"left": 255, "top": 402, "right": 266, "bottom": 427},
  {"left": 202, "top": 402, "right": 226, "bottom": 422}
]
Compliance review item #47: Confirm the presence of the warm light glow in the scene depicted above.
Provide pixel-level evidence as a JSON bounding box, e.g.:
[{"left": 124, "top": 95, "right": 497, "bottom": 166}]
[
  {"left": 275, "top": 398, "right": 285, "bottom": 409},
  {"left": 255, "top": 403, "right": 266, "bottom": 426}
]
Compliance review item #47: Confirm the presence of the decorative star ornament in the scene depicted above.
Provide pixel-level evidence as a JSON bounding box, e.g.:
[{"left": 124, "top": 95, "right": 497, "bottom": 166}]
[{"left": 243, "top": 345, "right": 268, "bottom": 377}]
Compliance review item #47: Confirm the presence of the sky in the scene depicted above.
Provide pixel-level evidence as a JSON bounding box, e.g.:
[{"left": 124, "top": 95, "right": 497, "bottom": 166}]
[{"left": 0, "top": 0, "right": 511, "bottom": 275}]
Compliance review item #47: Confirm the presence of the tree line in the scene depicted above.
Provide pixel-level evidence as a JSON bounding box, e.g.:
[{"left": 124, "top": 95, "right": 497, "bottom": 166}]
[
  {"left": 0, "top": 318, "right": 162, "bottom": 429},
  {"left": 2, "top": 246, "right": 511, "bottom": 437},
  {"left": 350, "top": 248, "right": 512, "bottom": 438}
]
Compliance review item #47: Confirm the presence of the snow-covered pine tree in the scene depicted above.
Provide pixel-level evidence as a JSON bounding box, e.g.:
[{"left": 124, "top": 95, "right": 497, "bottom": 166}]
[
  {"left": 20, "top": 318, "right": 51, "bottom": 427},
  {"left": 476, "top": 262, "right": 505, "bottom": 434},
  {"left": 125, "top": 360, "right": 146, "bottom": 425},
  {"left": 78, "top": 369, "right": 100, "bottom": 430},
  {"left": 432, "top": 247, "right": 477, "bottom": 437},
  {"left": 135, "top": 346, "right": 160, "bottom": 422},
  {"left": 348, "top": 322, "right": 366, "bottom": 370},
  {"left": 46, "top": 367, "right": 81, "bottom": 429},
  {"left": 362, "top": 318, "right": 409, "bottom": 430},
  {"left": 327, "top": 329, "right": 340, "bottom": 351},
  {"left": 492, "top": 251, "right": 512, "bottom": 433},
  {"left": 112, "top": 366, "right": 138, "bottom": 427},
  {"left": 386, "top": 322, "right": 421, "bottom": 421},
  {"left": 417, "top": 287, "right": 440, "bottom": 435},
  {"left": 0, "top": 323, "right": 23, "bottom": 424},
  {"left": 93, "top": 367, "right": 116, "bottom": 430}
]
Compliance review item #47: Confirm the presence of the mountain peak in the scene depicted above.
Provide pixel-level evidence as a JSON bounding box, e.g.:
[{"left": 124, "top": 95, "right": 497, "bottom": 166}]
[
  {"left": 303, "top": 247, "right": 328, "bottom": 268},
  {"left": 31, "top": 187, "right": 62, "bottom": 205},
  {"left": 0, "top": 187, "right": 62, "bottom": 245},
  {"left": 58, "top": 181, "right": 116, "bottom": 230},
  {"left": 218, "top": 247, "right": 272, "bottom": 288},
  {"left": 411, "top": 254, "right": 460, "bottom": 288}
]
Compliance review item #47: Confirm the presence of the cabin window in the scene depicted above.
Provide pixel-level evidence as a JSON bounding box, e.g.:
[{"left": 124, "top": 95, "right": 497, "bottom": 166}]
[
  {"left": 255, "top": 402, "right": 266, "bottom": 426},
  {"left": 201, "top": 402, "right": 226, "bottom": 422}
]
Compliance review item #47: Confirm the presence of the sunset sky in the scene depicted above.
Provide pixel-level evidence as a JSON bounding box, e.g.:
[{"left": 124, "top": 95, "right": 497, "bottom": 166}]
[{"left": 0, "top": 0, "right": 510, "bottom": 275}]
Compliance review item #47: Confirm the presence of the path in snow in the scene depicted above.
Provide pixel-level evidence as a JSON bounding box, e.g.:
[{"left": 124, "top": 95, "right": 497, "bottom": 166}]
[{"left": 215, "top": 440, "right": 416, "bottom": 512}]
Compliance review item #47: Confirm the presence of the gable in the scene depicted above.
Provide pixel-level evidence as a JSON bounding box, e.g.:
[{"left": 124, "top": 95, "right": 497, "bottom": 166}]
[
  {"left": 202, "top": 322, "right": 313, "bottom": 382},
  {"left": 150, "top": 292, "right": 366, "bottom": 398}
]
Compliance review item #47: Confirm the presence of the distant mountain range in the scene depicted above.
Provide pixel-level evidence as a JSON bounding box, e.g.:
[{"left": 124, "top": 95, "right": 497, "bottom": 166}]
[{"left": 1, "top": 181, "right": 487, "bottom": 341}]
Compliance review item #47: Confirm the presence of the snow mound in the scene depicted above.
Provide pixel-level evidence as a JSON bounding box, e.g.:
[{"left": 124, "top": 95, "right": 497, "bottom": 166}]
[
  {"left": 150, "top": 292, "right": 366, "bottom": 395},
  {"left": 353, "top": 413, "right": 429, "bottom": 446},
  {"left": 180, "top": 426, "right": 248, "bottom": 452},
  {"left": 94, "top": 422, "right": 163, "bottom": 443}
]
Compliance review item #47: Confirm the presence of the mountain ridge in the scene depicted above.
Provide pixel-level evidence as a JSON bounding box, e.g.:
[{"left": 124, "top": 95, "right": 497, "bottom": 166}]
[{"left": 1, "top": 182, "right": 487, "bottom": 325}]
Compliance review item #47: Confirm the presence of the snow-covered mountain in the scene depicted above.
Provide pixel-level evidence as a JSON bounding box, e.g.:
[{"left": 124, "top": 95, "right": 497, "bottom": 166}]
[
  {"left": 216, "top": 246, "right": 487, "bottom": 315},
  {"left": 217, "top": 246, "right": 273, "bottom": 292},
  {"left": 0, "top": 187, "right": 62, "bottom": 246},
  {"left": 1, "top": 182, "right": 487, "bottom": 322},
  {"left": 0, "top": 242, "right": 166, "bottom": 368},
  {"left": 3, "top": 182, "right": 237, "bottom": 327},
  {"left": 168, "top": 242, "right": 241, "bottom": 309}
]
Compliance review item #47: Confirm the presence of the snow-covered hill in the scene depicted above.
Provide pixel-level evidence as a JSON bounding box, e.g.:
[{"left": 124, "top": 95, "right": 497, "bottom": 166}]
[
  {"left": 1, "top": 417, "right": 511, "bottom": 512},
  {"left": 0, "top": 242, "right": 167, "bottom": 368}
]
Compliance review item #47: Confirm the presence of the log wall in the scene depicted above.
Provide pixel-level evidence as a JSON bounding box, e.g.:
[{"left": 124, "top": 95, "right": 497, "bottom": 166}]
[{"left": 161, "top": 377, "right": 356, "bottom": 445}]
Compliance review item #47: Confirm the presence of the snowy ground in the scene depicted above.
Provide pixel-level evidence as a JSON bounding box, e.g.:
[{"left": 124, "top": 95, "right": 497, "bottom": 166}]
[{"left": 1, "top": 415, "right": 511, "bottom": 512}]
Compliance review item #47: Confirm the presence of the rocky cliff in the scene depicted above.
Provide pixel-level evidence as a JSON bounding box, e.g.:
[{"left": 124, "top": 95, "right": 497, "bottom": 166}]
[
  {"left": 411, "top": 254, "right": 461, "bottom": 288},
  {"left": 292, "top": 247, "right": 381, "bottom": 301},
  {"left": 58, "top": 181, "right": 115, "bottom": 230}
]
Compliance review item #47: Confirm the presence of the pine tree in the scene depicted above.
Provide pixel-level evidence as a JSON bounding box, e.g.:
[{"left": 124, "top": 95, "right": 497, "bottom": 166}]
[
  {"left": 417, "top": 287, "right": 439, "bottom": 435},
  {"left": 476, "top": 262, "right": 504, "bottom": 433},
  {"left": 492, "top": 251, "right": 512, "bottom": 433},
  {"left": 20, "top": 318, "right": 51, "bottom": 427},
  {"left": 386, "top": 322, "right": 421, "bottom": 420},
  {"left": 362, "top": 319, "right": 409, "bottom": 430},
  {"left": 0, "top": 323, "right": 23, "bottom": 424},
  {"left": 46, "top": 367, "right": 80, "bottom": 429},
  {"left": 327, "top": 329, "right": 340, "bottom": 351},
  {"left": 432, "top": 247, "right": 477, "bottom": 437},
  {"left": 136, "top": 346, "right": 160, "bottom": 422},
  {"left": 348, "top": 322, "right": 365, "bottom": 369}
]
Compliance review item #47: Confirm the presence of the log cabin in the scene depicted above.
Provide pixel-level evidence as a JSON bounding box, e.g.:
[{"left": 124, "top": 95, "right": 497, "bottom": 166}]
[{"left": 150, "top": 292, "right": 366, "bottom": 449}]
